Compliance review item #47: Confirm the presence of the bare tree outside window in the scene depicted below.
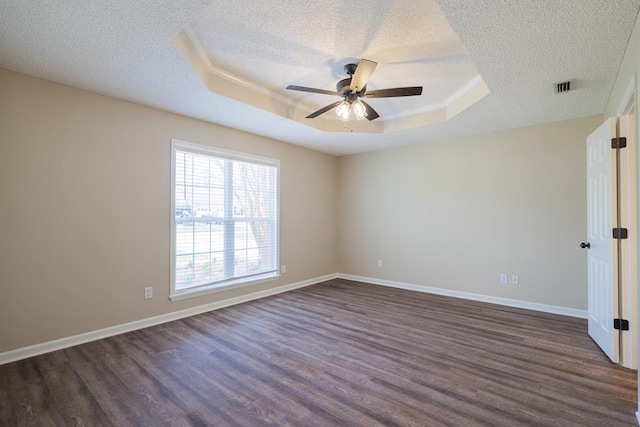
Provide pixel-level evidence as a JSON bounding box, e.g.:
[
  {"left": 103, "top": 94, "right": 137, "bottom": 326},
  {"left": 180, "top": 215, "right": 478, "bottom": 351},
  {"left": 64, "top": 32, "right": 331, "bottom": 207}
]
[{"left": 233, "top": 162, "right": 276, "bottom": 272}]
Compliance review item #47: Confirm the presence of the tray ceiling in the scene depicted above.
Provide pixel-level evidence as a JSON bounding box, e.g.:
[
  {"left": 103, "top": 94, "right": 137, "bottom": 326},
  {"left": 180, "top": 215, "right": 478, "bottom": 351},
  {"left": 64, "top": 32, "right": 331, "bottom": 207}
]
[{"left": 179, "top": 0, "right": 488, "bottom": 133}]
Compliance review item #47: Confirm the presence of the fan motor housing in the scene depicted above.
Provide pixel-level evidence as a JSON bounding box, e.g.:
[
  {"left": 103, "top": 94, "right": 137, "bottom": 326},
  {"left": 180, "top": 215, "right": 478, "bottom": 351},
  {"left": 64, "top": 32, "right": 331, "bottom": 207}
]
[
  {"left": 336, "top": 78, "right": 352, "bottom": 95},
  {"left": 337, "top": 78, "right": 366, "bottom": 96}
]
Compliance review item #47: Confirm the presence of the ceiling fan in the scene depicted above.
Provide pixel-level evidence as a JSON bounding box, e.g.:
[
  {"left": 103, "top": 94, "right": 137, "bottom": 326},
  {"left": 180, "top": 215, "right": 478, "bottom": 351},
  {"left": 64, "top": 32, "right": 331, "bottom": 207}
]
[{"left": 286, "top": 59, "right": 423, "bottom": 121}]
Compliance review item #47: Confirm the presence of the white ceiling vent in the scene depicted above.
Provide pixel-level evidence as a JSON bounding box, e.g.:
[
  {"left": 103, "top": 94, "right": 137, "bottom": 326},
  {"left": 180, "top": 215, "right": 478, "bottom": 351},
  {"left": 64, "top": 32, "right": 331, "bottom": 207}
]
[{"left": 554, "top": 80, "right": 574, "bottom": 94}]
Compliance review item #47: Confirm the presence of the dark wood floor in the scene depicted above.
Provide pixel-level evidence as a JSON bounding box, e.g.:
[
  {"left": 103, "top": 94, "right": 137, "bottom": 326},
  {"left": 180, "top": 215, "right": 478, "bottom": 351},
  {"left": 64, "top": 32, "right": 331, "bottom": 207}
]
[{"left": 1, "top": 279, "right": 637, "bottom": 426}]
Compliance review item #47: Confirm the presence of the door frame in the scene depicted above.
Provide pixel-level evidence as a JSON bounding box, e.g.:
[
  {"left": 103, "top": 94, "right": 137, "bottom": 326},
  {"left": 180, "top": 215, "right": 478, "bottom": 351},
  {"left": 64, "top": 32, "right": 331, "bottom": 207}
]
[{"left": 616, "top": 73, "right": 638, "bottom": 370}]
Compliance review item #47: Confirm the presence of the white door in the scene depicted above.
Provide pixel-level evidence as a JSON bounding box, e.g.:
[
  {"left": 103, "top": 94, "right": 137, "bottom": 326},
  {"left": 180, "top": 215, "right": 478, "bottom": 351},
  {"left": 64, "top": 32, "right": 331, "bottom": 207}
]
[{"left": 586, "top": 118, "right": 619, "bottom": 362}]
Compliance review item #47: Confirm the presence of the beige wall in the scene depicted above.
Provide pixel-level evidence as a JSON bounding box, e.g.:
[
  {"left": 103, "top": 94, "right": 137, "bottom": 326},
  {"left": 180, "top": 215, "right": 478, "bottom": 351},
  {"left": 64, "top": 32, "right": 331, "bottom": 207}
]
[
  {"left": 0, "top": 69, "right": 338, "bottom": 353},
  {"left": 337, "top": 115, "right": 601, "bottom": 310}
]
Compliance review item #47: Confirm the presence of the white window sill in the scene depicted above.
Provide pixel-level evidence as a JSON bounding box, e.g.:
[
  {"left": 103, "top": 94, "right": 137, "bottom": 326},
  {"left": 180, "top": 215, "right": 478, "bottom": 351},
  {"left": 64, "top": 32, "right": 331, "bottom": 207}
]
[{"left": 169, "top": 272, "right": 280, "bottom": 302}]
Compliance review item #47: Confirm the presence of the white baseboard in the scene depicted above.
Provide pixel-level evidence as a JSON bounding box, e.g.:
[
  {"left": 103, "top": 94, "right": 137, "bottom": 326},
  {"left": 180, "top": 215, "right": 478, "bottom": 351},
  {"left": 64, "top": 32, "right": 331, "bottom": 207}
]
[
  {"left": 0, "top": 272, "right": 588, "bottom": 365},
  {"left": 0, "top": 273, "right": 337, "bottom": 365},
  {"left": 636, "top": 410, "right": 640, "bottom": 426},
  {"left": 338, "top": 273, "right": 588, "bottom": 319}
]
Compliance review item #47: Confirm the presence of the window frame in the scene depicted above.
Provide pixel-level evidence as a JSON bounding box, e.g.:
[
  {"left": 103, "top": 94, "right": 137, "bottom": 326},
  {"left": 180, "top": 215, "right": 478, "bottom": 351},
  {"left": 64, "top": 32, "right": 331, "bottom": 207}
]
[{"left": 170, "top": 139, "right": 280, "bottom": 301}]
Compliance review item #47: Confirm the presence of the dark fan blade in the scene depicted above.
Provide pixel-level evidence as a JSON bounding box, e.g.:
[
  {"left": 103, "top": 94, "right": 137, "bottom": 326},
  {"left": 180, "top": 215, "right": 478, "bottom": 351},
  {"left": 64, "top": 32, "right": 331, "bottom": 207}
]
[
  {"left": 359, "top": 100, "right": 380, "bottom": 121},
  {"left": 286, "top": 85, "right": 341, "bottom": 97},
  {"left": 306, "top": 101, "right": 343, "bottom": 119},
  {"left": 364, "top": 86, "right": 423, "bottom": 98},
  {"left": 350, "top": 59, "right": 377, "bottom": 92}
]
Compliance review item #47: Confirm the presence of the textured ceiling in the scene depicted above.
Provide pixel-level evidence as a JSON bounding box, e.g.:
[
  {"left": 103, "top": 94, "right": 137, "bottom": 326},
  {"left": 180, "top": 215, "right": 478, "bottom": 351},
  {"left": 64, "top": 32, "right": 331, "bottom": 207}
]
[{"left": 1, "top": 0, "right": 639, "bottom": 155}]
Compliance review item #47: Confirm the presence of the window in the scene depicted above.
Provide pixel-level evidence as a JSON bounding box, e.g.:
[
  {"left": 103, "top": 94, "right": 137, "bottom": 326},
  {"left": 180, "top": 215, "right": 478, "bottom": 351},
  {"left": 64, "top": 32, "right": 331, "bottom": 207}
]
[{"left": 170, "top": 140, "right": 279, "bottom": 300}]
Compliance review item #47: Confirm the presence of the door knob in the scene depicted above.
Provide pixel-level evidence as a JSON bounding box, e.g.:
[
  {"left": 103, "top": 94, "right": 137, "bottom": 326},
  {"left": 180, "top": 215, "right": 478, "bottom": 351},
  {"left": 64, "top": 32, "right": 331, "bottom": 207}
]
[{"left": 580, "top": 242, "right": 591, "bottom": 249}]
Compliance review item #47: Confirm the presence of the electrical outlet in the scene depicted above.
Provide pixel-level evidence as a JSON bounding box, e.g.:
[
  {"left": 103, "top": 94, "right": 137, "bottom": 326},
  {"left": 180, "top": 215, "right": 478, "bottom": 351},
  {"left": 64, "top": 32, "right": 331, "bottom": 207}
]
[
  {"left": 144, "top": 287, "right": 153, "bottom": 300},
  {"left": 281, "top": 265, "right": 287, "bottom": 274},
  {"left": 377, "top": 260, "right": 383, "bottom": 268},
  {"left": 511, "top": 275, "right": 519, "bottom": 285},
  {"left": 500, "top": 273, "right": 508, "bottom": 284}
]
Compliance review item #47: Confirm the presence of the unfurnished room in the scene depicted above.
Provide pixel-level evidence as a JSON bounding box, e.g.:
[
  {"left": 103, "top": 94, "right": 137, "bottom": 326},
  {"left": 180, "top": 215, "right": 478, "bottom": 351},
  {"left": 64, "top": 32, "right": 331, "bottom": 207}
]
[{"left": 2, "top": 0, "right": 640, "bottom": 425}]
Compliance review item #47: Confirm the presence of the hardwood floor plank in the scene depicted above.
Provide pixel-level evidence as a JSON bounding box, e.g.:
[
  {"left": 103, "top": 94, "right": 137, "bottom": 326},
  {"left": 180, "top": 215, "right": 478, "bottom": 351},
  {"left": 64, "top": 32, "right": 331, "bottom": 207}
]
[
  {"left": 185, "top": 316, "right": 395, "bottom": 426},
  {"left": 202, "top": 315, "right": 460, "bottom": 426},
  {"left": 1, "top": 279, "right": 637, "bottom": 426},
  {"left": 0, "top": 360, "right": 12, "bottom": 423},
  {"left": 36, "top": 352, "right": 112, "bottom": 426}
]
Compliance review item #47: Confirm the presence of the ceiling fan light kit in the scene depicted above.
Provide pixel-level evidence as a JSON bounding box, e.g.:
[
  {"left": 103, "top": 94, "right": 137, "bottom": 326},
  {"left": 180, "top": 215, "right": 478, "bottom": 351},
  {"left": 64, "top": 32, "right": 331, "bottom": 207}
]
[
  {"left": 351, "top": 100, "right": 368, "bottom": 120},
  {"left": 336, "top": 99, "right": 368, "bottom": 121},
  {"left": 286, "top": 59, "right": 423, "bottom": 122}
]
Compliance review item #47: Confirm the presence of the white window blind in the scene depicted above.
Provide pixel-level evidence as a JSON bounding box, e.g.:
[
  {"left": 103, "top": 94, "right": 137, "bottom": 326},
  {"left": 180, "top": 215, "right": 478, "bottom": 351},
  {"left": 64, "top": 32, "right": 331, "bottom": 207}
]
[{"left": 170, "top": 140, "right": 279, "bottom": 300}]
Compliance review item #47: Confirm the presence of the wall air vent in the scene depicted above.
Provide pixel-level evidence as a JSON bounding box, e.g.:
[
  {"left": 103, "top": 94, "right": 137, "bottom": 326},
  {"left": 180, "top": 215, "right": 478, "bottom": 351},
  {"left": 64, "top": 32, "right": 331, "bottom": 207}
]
[{"left": 554, "top": 80, "right": 573, "bottom": 94}]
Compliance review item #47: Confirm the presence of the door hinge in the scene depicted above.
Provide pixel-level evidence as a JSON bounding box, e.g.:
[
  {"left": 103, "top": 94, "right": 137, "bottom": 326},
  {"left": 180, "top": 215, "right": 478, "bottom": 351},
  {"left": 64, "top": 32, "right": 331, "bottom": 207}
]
[
  {"left": 612, "top": 137, "right": 627, "bottom": 149},
  {"left": 613, "top": 228, "right": 628, "bottom": 239},
  {"left": 614, "top": 318, "right": 630, "bottom": 331}
]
